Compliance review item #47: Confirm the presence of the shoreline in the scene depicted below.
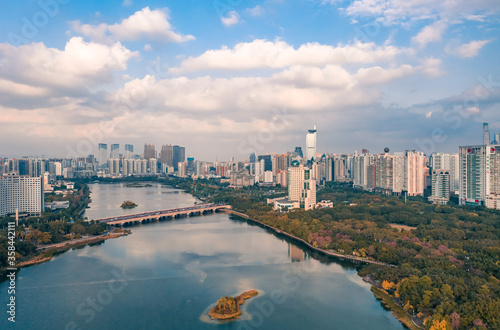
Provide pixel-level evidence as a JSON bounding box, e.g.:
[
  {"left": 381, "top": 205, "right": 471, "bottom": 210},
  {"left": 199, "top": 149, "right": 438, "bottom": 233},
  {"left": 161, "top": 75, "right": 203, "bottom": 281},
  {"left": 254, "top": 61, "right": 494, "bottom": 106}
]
[
  {"left": 1, "top": 230, "right": 129, "bottom": 274},
  {"left": 371, "top": 286, "right": 422, "bottom": 330},
  {"left": 224, "top": 209, "right": 396, "bottom": 267},
  {"left": 224, "top": 209, "right": 421, "bottom": 329}
]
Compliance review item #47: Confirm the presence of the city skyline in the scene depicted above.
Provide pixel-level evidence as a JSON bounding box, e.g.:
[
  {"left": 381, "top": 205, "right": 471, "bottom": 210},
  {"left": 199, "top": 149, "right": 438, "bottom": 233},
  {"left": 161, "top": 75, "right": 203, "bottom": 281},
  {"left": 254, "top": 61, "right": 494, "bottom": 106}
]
[{"left": 0, "top": 1, "right": 498, "bottom": 160}]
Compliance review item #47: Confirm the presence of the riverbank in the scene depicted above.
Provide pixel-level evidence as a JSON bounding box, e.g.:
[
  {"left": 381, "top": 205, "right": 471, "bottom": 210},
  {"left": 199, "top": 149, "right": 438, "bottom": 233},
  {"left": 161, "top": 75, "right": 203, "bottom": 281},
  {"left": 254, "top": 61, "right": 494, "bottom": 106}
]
[
  {"left": 225, "top": 209, "right": 396, "bottom": 267},
  {"left": 224, "top": 209, "right": 418, "bottom": 329},
  {"left": 2, "top": 230, "right": 130, "bottom": 274},
  {"left": 371, "top": 286, "right": 422, "bottom": 330}
]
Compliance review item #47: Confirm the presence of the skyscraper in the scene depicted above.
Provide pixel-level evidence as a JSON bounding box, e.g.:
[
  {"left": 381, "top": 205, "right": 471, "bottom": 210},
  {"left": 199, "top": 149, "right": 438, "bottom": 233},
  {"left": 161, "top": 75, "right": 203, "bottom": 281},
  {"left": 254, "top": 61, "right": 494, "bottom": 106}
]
[
  {"left": 306, "top": 125, "right": 317, "bottom": 162},
  {"left": 144, "top": 144, "right": 156, "bottom": 160},
  {"left": 160, "top": 144, "right": 173, "bottom": 167},
  {"left": 404, "top": 150, "right": 426, "bottom": 197},
  {"left": 483, "top": 122, "right": 490, "bottom": 145},
  {"left": 124, "top": 144, "right": 134, "bottom": 159},
  {"left": 430, "top": 170, "right": 451, "bottom": 204},
  {"left": 430, "top": 153, "right": 459, "bottom": 193},
  {"left": 98, "top": 143, "right": 108, "bottom": 167},
  {"left": 287, "top": 161, "right": 316, "bottom": 210},
  {"left": 187, "top": 157, "right": 195, "bottom": 175},
  {"left": 258, "top": 155, "right": 272, "bottom": 172},
  {"left": 493, "top": 132, "right": 500, "bottom": 145},
  {"left": 459, "top": 145, "right": 488, "bottom": 206},
  {"left": 110, "top": 144, "right": 120, "bottom": 159},
  {"left": 293, "top": 147, "right": 303, "bottom": 158},
  {"left": 18, "top": 159, "right": 32, "bottom": 176},
  {"left": 460, "top": 144, "right": 500, "bottom": 209},
  {"left": 172, "top": 145, "right": 185, "bottom": 171}
]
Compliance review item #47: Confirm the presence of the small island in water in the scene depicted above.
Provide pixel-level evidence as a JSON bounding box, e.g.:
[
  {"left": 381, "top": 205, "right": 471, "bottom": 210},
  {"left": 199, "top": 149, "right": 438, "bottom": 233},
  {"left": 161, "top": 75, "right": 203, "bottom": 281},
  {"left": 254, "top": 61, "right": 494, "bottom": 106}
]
[
  {"left": 209, "top": 290, "right": 258, "bottom": 320},
  {"left": 120, "top": 201, "right": 138, "bottom": 208},
  {"left": 125, "top": 183, "right": 153, "bottom": 188}
]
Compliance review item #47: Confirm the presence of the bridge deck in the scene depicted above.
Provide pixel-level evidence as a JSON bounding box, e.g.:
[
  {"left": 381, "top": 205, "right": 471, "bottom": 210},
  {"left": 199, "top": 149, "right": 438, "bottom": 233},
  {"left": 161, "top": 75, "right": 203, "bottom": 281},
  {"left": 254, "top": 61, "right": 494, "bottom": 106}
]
[{"left": 91, "top": 204, "right": 231, "bottom": 225}]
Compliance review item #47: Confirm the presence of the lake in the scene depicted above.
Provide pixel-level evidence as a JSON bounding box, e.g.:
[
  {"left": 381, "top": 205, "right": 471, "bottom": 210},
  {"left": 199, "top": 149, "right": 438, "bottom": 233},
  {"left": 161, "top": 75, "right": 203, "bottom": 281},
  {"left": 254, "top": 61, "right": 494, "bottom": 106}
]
[{"left": 0, "top": 183, "right": 404, "bottom": 329}]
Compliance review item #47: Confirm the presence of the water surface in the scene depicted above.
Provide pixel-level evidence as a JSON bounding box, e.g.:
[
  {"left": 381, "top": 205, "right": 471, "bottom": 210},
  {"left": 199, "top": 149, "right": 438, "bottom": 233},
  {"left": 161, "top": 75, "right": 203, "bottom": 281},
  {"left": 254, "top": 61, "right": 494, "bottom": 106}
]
[{"left": 0, "top": 183, "right": 403, "bottom": 330}]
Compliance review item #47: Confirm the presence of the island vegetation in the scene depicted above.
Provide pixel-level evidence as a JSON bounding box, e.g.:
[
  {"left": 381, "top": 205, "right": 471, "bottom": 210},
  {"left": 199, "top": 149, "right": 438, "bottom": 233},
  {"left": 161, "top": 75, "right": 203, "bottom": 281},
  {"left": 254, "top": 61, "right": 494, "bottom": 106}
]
[
  {"left": 125, "top": 183, "right": 152, "bottom": 188},
  {"left": 208, "top": 290, "right": 259, "bottom": 320},
  {"left": 120, "top": 200, "right": 138, "bottom": 208}
]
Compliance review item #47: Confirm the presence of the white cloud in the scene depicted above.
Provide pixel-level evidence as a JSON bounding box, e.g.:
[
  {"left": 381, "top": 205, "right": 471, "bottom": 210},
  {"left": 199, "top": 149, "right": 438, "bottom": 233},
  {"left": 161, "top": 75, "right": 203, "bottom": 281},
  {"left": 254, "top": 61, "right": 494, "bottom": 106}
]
[
  {"left": 420, "top": 57, "right": 444, "bottom": 77},
  {"left": 144, "top": 44, "right": 153, "bottom": 51},
  {"left": 341, "top": 0, "right": 500, "bottom": 25},
  {"left": 221, "top": 11, "right": 240, "bottom": 26},
  {"left": 354, "top": 65, "right": 416, "bottom": 84},
  {"left": 72, "top": 7, "right": 195, "bottom": 43},
  {"left": 452, "top": 40, "right": 491, "bottom": 58},
  {"left": 412, "top": 20, "right": 448, "bottom": 48},
  {"left": 246, "top": 6, "right": 265, "bottom": 17},
  {"left": 0, "top": 37, "right": 138, "bottom": 106},
  {"left": 170, "top": 39, "right": 409, "bottom": 73}
]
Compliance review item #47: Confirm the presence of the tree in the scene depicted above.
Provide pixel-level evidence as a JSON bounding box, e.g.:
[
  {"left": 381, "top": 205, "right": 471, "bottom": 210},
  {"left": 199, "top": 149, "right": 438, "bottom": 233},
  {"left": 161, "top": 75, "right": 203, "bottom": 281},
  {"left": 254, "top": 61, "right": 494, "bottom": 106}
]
[
  {"left": 382, "top": 280, "right": 396, "bottom": 291},
  {"left": 429, "top": 318, "right": 450, "bottom": 330},
  {"left": 70, "top": 223, "right": 86, "bottom": 236},
  {"left": 25, "top": 229, "right": 51, "bottom": 244},
  {"left": 450, "top": 312, "right": 460, "bottom": 330}
]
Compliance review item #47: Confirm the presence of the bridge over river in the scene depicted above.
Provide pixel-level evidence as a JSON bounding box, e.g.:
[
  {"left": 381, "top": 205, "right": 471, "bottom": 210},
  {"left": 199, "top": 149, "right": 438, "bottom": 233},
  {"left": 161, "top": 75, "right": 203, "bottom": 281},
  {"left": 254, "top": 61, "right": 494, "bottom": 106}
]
[{"left": 88, "top": 204, "right": 231, "bottom": 226}]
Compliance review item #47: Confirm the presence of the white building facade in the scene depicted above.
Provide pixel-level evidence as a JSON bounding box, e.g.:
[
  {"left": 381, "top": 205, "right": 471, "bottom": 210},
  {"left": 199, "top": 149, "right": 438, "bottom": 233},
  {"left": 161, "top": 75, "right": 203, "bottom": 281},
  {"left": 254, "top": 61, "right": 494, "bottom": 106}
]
[{"left": 0, "top": 175, "right": 44, "bottom": 217}]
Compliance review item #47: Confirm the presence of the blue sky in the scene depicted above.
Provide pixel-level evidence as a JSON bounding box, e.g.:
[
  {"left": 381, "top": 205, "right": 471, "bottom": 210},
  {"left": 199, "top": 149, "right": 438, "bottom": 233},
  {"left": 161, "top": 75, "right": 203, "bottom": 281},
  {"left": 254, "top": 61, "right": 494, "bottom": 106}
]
[{"left": 0, "top": 0, "right": 499, "bottom": 160}]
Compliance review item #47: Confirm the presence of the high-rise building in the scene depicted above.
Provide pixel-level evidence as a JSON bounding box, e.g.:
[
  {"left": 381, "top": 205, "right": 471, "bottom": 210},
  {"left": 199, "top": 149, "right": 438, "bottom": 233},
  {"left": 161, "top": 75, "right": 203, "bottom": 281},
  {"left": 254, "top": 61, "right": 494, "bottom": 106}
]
[
  {"left": 123, "top": 159, "right": 134, "bottom": 176},
  {"left": 124, "top": 144, "right": 134, "bottom": 159},
  {"left": 429, "top": 170, "right": 450, "bottom": 204},
  {"left": 144, "top": 144, "right": 156, "bottom": 160},
  {"left": 305, "top": 125, "right": 317, "bottom": 162},
  {"left": 375, "top": 153, "right": 396, "bottom": 193},
  {"left": 249, "top": 152, "right": 256, "bottom": 163},
  {"left": 288, "top": 161, "right": 316, "bottom": 210},
  {"left": 430, "top": 153, "right": 459, "bottom": 193},
  {"left": 160, "top": 144, "right": 173, "bottom": 167},
  {"left": 459, "top": 144, "right": 500, "bottom": 208},
  {"left": 487, "top": 144, "right": 500, "bottom": 196},
  {"left": 258, "top": 155, "right": 272, "bottom": 172},
  {"left": 492, "top": 132, "right": 500, "bottom": 145},
  {"left": 148, "top": 159, "right": 158, "bottom": 174},
  {"left": 108, "top": 158, "right": 120, "bottom": 176},
  {"left": 187, "top": 157, "right": 195, "bottom": 175},
  {"left": 18, "top": 159, "right": 32, "bottom": 176},
  {"left": 293, "top": 147, "right": 303, "bottom": 158},
  {"left": 0, "top": 175, "right": 44, "bottom": 216},
  {"left": 98, "top": 143, "right": 108, "bottom": 167},
  {"left": 352, "top": 153, "right": 374, "bottom": 188},
  {"left": 404, "top": 150, "right": 426, "bottom": 196},
  {"left": 172, "top": 146, "right": 185, "bottom": 171},
  {"left": 483, "top": 123, "right": 490, "bottom": 145},
  {"left": 110, "top": 144, "right": 120, "bottom": 159},
  {"left": 459, "top": 145, "right": 488, "bottom": 206}
]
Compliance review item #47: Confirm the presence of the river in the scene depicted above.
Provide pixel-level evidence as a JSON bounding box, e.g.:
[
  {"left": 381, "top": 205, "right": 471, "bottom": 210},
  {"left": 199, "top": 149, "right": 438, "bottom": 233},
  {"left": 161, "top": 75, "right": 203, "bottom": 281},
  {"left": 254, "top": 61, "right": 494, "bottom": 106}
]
[{"left": 0, "top": 182, "right": 404, "bottom": 329}]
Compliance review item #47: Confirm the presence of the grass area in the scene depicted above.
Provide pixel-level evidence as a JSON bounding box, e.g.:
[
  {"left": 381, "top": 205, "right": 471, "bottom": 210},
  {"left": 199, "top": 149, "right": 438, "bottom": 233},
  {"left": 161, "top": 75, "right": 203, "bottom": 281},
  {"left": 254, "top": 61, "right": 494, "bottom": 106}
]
[
  {"left": 371, "top": 286, "right": 421, "bottom": 330},
  {"left": 388, "top": 224, "right": 417, "bottom": 232}
]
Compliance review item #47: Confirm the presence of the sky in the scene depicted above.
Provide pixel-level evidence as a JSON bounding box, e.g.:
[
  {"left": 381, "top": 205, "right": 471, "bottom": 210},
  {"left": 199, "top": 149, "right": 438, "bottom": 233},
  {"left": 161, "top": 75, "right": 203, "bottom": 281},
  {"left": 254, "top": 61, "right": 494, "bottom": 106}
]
[{"left": 0, "top": 0, "right": 499, "bottom": 161}]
